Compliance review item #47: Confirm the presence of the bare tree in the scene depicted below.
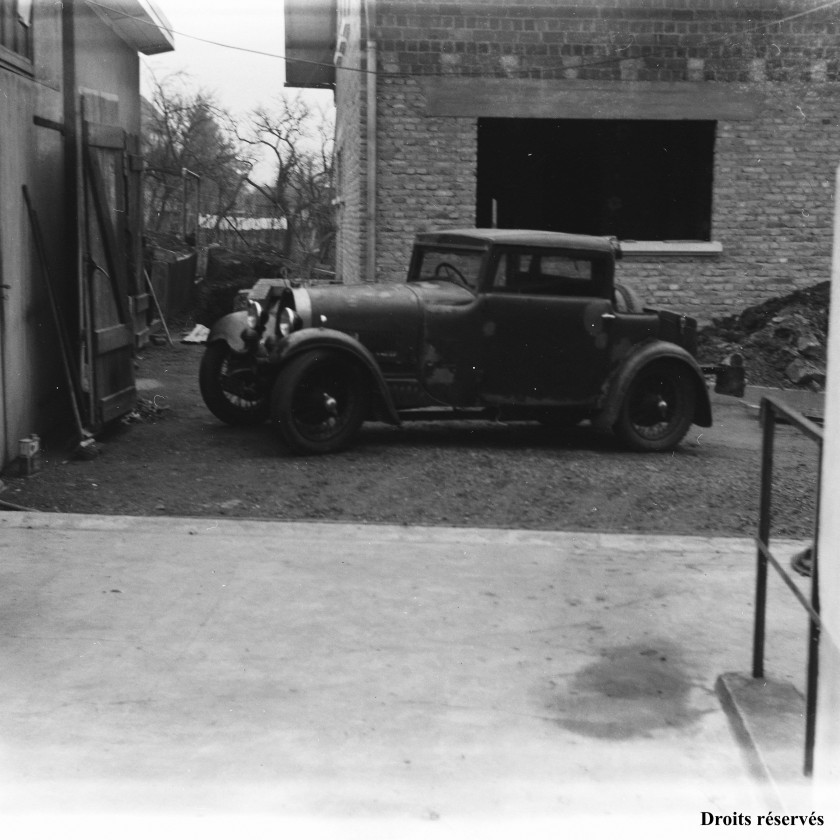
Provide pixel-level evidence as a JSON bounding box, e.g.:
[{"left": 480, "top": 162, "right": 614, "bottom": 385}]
[
  {"left": 240, "top": 94, "right": 335, "bottom": 273},
  {"left": 142, "top": 73, "right": 252, "bottom": 239}
]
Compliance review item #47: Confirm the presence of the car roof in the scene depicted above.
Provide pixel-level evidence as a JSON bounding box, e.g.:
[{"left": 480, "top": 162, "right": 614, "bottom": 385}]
[{"left": 415, "top": 228, "right": 619, "bottom": 254}]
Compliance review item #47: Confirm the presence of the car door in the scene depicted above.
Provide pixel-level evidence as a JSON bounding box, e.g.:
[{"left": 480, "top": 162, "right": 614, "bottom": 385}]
[
  {"left": 478, "top": 249, "right": 614, "bottom": 404},
  {"left": 411, "top": 245, "right": 488, "bottom": 406},
  {"left": 417, "top": 284, "right": 484, "bottom": 406}
]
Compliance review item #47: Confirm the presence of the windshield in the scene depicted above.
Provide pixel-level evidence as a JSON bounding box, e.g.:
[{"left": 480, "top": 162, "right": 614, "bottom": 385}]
[{"left": 409, "top": 246, "right": 485, "bottom": 292}]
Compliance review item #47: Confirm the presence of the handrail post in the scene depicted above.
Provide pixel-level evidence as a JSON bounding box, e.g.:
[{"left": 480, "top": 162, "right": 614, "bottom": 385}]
[
  {"left": 753, "top": 398, "right": 776, "bottom": 679},
  {"left": 749, "top": 394, "right": 824, "bottom": 778},
  {"left": 803, "top": 450, "right": 823, "bottom": 776}
]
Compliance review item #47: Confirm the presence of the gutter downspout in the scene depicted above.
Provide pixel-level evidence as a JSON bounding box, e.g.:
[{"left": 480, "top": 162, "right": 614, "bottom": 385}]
[{"left": 364, "top": 0, "right": 376, "bottom": 282}]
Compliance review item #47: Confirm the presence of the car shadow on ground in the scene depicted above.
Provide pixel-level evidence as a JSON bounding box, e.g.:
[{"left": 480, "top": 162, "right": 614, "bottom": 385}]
[
  {"left": 356, "top": 420, "right": 623, "bottom": 454},
  {"left": 204, "top": 418, "right": 706, "bottom": 460}
]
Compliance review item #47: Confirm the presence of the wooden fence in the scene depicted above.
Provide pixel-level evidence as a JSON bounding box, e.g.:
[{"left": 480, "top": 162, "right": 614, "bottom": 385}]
[{"left": 147, "top": 251, "right": 197, "bottom": 322}]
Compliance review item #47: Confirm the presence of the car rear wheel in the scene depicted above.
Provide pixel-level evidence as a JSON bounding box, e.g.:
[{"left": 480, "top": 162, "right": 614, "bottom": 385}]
[
  {"left": 272, "top": 351, "right": 369, "bottom": 454},
  {"left": 614, "top": 361, "right": 696, "bottom": 451},
  {"left": 199, "top": 341, "right": 269, "bottom": 425}
]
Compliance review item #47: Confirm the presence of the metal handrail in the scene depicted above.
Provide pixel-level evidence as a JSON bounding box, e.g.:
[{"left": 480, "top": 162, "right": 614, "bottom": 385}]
[{"left": 752, "top": 395, "right": 823, "bottom": 776}]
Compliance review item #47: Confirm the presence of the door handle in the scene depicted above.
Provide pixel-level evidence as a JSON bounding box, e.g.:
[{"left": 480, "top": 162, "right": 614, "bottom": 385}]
[{"left": 601, "top": 312, "right": 617, "bottom": 321}]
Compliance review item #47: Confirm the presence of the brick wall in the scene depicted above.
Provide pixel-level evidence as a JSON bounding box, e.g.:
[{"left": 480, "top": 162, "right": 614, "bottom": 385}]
[
  {"left": 375, "top": 0, "right": 840, "bottom": 84},
  {"left": 336, "top": 0, "right": 840, "bottom": 319},
  {"left": 376, "top": 76, "right": 477, "bottom": 281},
  {"left": 619, "top": 81, "right": 840, "bottom": 320}
]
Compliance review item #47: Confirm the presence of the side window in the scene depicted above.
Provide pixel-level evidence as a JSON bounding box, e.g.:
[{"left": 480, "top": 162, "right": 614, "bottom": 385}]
[
  {"left": 490, "top": 249, "right": 596, "bottom": 296},
  {"left": 490, "top": 253, "right": 508, "bottom": 288},
  {"left": 540, "top": 255, "right": 592, "bottom": 283},
  {"left": 490, "top": 252, "right": 535, "bottom": 290}
]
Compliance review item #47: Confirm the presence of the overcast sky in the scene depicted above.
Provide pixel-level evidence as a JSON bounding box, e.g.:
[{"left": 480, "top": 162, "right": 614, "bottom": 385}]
[
  {"left": 139, "top": 1, "right": 333, "bottom": 181},
  {"left": 141, "top": 0, "right": 334, "bottom": 118}
]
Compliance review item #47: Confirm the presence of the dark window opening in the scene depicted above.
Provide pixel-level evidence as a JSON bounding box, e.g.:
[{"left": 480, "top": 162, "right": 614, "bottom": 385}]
[{"left": 477, "top": 118, "right": 716, "bottom": 241}]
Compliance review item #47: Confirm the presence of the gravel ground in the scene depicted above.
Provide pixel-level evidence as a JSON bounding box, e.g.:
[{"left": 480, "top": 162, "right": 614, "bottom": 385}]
[{"left": 0, "top": 342, "right": 821, "bottom": 539}]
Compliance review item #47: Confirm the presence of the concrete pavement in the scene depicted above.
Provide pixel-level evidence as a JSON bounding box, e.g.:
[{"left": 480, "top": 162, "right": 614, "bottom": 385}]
[{"left": 0, "top": 511, "right": 822, "bottom": 832}]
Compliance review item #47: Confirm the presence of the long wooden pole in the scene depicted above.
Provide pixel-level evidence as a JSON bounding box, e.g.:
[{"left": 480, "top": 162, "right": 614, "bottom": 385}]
[
  {"left": 22, "top": 186, "right": 94, "bottom": 449},
  {"left": 144, "top": 268, "right": 173, "bottom": 346}
]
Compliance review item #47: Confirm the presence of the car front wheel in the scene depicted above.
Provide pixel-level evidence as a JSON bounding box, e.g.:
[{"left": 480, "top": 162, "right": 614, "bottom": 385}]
[
  {"left": 199, "top": 341, "right": 269, "bottom": 425},
  {"left": 614, "top": 361, "right": 696, "bottom": 452},
  {"left": 272, "top": 350, "right": 369, "bottom": 454}
]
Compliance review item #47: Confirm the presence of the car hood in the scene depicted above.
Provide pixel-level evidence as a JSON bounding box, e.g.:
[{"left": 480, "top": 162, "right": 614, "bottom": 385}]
[
  {"left": 287, "top": 281, "right": 471, "bottom": 374},
  {"left": 292, "top": 280, "right": 473, "bottom": 331}
]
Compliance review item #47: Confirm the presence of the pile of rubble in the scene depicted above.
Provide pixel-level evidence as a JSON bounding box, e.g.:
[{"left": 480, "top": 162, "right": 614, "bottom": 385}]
[{"left": 696, "top": 282, "right": 830, "bottom": 390}]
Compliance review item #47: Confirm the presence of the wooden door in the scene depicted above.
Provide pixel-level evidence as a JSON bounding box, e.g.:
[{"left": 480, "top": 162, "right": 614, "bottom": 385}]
[
  {"left": 125, "top": 131, "right": 150, "bottom": 345},
  {"left": 80, "top": 96, "right": 139, "bottom": 428}
]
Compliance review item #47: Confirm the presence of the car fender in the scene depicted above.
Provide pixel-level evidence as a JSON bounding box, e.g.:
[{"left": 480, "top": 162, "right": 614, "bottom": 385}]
[
  {"left": 593, "top": 340, "right": 712, "bottom": 430},
  {"left": 273, "top": 328, "right": 401, "bottom": 425},
  {"left": 206, "top": 311, "right": 250, "bottom": 352}
]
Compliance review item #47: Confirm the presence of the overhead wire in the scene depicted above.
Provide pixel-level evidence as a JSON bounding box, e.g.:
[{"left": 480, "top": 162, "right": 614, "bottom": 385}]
[{"left": 91, "top": 0, "right": 840, "bottom": 81}]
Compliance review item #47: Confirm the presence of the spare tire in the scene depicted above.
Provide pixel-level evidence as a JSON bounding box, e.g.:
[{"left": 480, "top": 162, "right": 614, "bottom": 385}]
[{"left": 614, "top": 283, "right": 645, "bottom": 313}]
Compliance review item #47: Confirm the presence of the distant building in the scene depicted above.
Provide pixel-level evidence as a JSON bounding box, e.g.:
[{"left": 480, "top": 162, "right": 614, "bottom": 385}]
[
  {"left": 198, "top": 214, "right": 287, "bottom": 232},
  {"left": 0, "top": 0, "right": 173, "bottom": 468},
  {"left": 285, "top": 0, "right": 840, "bottom": 322},
  {"left": 198, "top": 214, "right": 288, "bottom": 251}
]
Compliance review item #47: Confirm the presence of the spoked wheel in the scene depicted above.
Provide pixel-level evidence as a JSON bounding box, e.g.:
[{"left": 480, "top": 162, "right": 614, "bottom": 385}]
[
  {"left": 199, "top": 342, "right": 269, "bottom": 425},
  {"left": 614, "top": 361, "right": 696, "bottom": 451},
  {"left": 272, "top": 351, "right": 369, "bottom": 454}
]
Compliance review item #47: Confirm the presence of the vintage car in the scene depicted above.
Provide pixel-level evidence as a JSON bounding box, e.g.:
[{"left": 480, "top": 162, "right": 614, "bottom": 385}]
[{"left": 199, "top": 229, "right": 716, "bottom": 454}]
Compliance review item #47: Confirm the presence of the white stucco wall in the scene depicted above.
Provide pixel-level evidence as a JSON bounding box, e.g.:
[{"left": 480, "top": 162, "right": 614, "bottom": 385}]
[{"left": 815, "top": 164, "right": 840, "bottom": 796}]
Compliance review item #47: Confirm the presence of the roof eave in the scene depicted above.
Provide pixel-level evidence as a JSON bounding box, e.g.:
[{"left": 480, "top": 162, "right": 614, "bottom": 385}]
[{"left": 87, "top": 0, "right": 175, "bottom": 56}]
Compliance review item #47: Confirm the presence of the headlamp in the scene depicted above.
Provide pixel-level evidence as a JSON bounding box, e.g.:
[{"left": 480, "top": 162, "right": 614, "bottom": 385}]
[
  {"left": 246, "top": 300, "right": 263, "bottom": 329},
  {"left": 278, "top": 307, "right": 302, "bottom": 337}
]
